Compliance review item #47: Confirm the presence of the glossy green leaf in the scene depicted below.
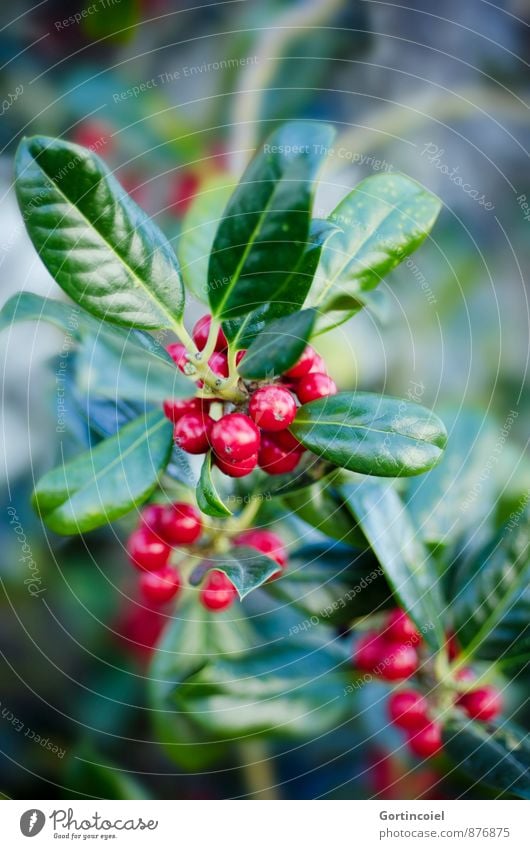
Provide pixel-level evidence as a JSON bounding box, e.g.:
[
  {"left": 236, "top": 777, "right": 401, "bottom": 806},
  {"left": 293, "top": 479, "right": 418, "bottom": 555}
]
[
  {"left": 290, "top": 392, "right": 447, "bottom": 477},
  {"left": 32, "top": 410, "right": 173, "bottom": 533},
  {"left": 0, "top": 291, "right": 84, "bottom": 337},
  {"left": 208, "top": 122, "right": 335, "bottom": 320},
  {"left": 340, "top": 478, "right": 444, "bottom": 650},
  {"left": 177, "top": 173, "right": 236, "bottom": 303},
  {"left": 238, "top": 308, "right": 316, "bottom": 379},
  {"left": 16, "top": 136, "right": 184, "bottom": 329},
  {"left": 443, "top": 718, "right": 530, "bottom": 799},
  {"left": 310, "top": 172, "right": 441, "bottom": 328},
  {"left": 202, "top": 546, "right": 281, "bottom": 599},
  {"left": 196, "top": 452, "right": 232, "bottom": 518},
  {"left": 450, "top": 508, "right": 530, "bottom": 664},
  {"left": 284, "top": 480, "right": 367, "bottom": 548}
]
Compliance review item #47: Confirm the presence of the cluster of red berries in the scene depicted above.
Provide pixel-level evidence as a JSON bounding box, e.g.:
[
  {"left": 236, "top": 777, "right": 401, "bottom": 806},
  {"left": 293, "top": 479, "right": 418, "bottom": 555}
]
[
  {"left": 163, "top": 314, "right": 337, "bottom": 478},
  {"left": 126, "top": 501, "right": 288, "bottom": 612},
  {"left": 354, "top": 609, "right": 503, "bottom": 758}
]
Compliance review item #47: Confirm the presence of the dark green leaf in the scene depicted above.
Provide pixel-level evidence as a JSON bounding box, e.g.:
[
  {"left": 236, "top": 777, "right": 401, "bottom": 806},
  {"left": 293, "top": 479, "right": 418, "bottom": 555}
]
[
  {"left": 284, "top": 480, "right": 367, "bottom": 548},
  {"left": 238, "top": 308, "right": 316, "bottom": 379},
  {"left": 177, "top": 173, "right": 236, "bottom": 303},
  {"left": 443, "top": 717, "right": 530, "bottom": 799},
  {"left": 451, "top": 508, "right": 530, "bottom": 664},
  {"left": 249, "top": 457, "right": 337, "bottom": 499},
  {"left": 208, "top": 122, "right": 335, "bottom": 320},
  {"left": 310, "top": 172, "right": 441, "bottom": 328},
  {"left": 16, "top": 136, "right": 184, "bottom": 329},
  {"left": 204, "top": 546, "right": 281, "bottom": 599},
  {"left": 0, "top": 291, "right": 84, "bottom": 337},
  {"left": 291, "top": 391, "right": 447, "bottom": 477},
  {"left": 196, "top": 452, "right": 232, "bottom": 518},
  {"left": 340, "top": 478, "right": 444, "bottom": 650},
  {"left": 32, "top": 410, "right": 173, "bottom": 533}
]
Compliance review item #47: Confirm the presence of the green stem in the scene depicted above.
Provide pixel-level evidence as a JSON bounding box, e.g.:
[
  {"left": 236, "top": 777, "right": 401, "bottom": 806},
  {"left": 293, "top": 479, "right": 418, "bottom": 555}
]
[{"left": 237, "top": 741, "right": 279, "bottom": 800}]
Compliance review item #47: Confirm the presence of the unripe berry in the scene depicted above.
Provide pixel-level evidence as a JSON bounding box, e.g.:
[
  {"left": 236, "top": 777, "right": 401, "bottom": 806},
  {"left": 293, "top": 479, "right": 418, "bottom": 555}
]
[
  {"left": 159, "top": 502, "right": 202, "bottom": 545},
  {"left": 192, "top": 314, "right": 227, "bottom": 351},
  {"left": 200, "top": 569, "right": 237, "bottom": 611},
  {"left": 210, "top": 413, "right": 260, "bottom": 461},
  {"left": 127, "top": 528, "right": 170, "bottom": 572},
  {"left": 215, "top": 452, "right": 258, "bottom": 478},
  {"left": 388, "top": 690, "right": 429, "bottom": 730},
  {"left": 284, "top": 346, "right": 317, "bottom": 379},
  {"left": 139, "top": 565, "right": 182, "bottom": 605},
  {"left": 258, "top": 434, "right": 302, "bottom": 475},
  {"left": 297, "top": 373, "right": 337, "bottom": 404},
  {"left": 163, "top": 397, "right": 209, "bottom": 423},
  {"left": 458, "top": 686, "right": 502, "bottom": 722},
  {"left": 233, "top": 529, "right": 287, "bottom": 569},
  {"left": 249, "top": 385, "right": 297, "bottom": 431},
  {"left": 407, "top": 722, "right": 443, "bottom": 758},
  {"left": 173, "top": 412, "right": 212, "bottom": 454},
  {"left": 166, "top": 342, "right": 190, "bottom": 372},
  {"left": 386, "top": 609, "right": 422, "bottom": 644}
]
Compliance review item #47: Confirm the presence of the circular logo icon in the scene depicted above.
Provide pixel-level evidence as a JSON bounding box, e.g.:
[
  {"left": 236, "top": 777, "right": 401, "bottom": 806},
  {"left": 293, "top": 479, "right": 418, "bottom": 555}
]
[{"left": 20, "top": 810, "right": 46, "bottom": 837}]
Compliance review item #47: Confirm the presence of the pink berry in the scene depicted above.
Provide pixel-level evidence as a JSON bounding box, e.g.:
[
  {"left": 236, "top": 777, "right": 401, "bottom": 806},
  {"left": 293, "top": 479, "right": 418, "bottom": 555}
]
[
  {"left": 139, "top": 565, "right": 182, "bottom": 605},
  {"left": 379, "top": 643, "right": 419, "bottom": 681},
  {"left": 173, "top": 412, "right": 212, "bottom": 454},
  {"left": 208, "top": 351, "right": 229, "bottom": 378},
  {"left": 166, "top": 343, "right": 189, "bottom": 372},
  {"left": 192, "top": 314, "right": 227, "bottom": 351},
  {"left": 386, "top": 609, "right": 422, "bottom": 644},
  {"left": 407, "top": 722, "right": 443, "bottom": 758},
  {"left": 215, "top": 453, "right": 258, "bottom": 478},
  {"left": 200, "top": 569, "right": 237, "bottom": 611},
  {"left": 258, "top": 434, "right": 302, "bottom": 475},
  {"left": 233, "top": 529, "right": 287, "bottom": 569},
  {"left": 163, "top": 397, "right": 209, "bottom": 423},
  {"left": 354, "top": 632, "right": 386, "bottom": 673},
  {"left": 458, "top": 686, "right": 502, "bottom": 722},
  {"left": 297, "top": 373, "right": 337, "bottom": 404},
  {"left": 388, "top": 690, "right": 429, "bottom": 730},
  {"left": 159, "top": 502, "right": 202, "bottom": 545},
  {"left": 249, "top": 385, "right": 297, "bottom": 431},
  {"left": 284, "top": 346, "right": 317, "bottom": 379},
  {"left": 210, "top": 413, "right": 260, "bottom": 462},
  {"left": 127, "top": 528, "right": 170, "bottom": 572}
]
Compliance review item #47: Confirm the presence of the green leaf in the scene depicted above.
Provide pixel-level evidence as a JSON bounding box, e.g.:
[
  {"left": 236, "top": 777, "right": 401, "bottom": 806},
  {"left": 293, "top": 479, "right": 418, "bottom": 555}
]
[
  {"left": 340, "top": 478, "right": 444, "bottom": 650},
  {"left": 196, "top": 452, "right": 232, "bottom": 518},
  {"left": 238, "top": 308, "right": 316, "bottom": 379},
  {"left": 32, "top": 410, "right": 173, "bottom": 533},
  {"left": 443, "top": 718, "right": 530, "bottom": 799},
  {"left": 290, "top": 391, "right": 447, "bottom": 477},
  {"left": 310, "top": 172, "right": 441, "bottom": 328},
  {"left": 201, "top": 546, "right": 281, "bottom": 599},
  {"left": 208, "top": 122, "right": 335, "bottom": 320},
  {"left": 0, "top": 291, "right": 84, "bottom": 337},
  {"left": 177, "top": 173, "right": 237, "bottom": 303},
  {"left": 15, "top": 136, "right": 184, "bottom": 330},
  {"left": 284, "top": 479, "right": 367, "bottom": 548},
  {"left": 450, "top": 508, "right": 530, "bottom": 665}
]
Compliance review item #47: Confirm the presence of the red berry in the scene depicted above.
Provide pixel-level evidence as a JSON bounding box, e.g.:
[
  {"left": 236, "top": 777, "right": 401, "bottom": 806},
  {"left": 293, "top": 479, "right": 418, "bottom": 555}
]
[
  {"left": 208, "top": 351, "right": 229, "bottom": 378},
  {"left": 309, "top": 353, "right": 328, "bottom": 374},
  {"left": 210, "top": 413, "right": 260, "bottom": 461},
  {"left": 236, "top": 350, "right": 247, "bottom": 365},
  {"left": 127, "top": 528, "right": 170, "bottom": 572},
  {"left": 273, "top": 429, "right": 305, "bottom": 454},
  {"left": 379, "top": 642, "right": 419, "bottom": 681},
  {"left": 72, "top": 120, "right": 114, "bottom": 154},
  {"left": 284, "top": 346, "right": 317, "bottom": 379},
  {"left": 192, "top": 314, "right": 228, "bottom": 352},
  {"left": 140, "top": 503, "right": 165, "bottom": 534},
  {"left": 139, "top": 565, "right": 182, "bottom": 605},
  {"left": 458, "top": 686, "right": 502, "bottom": 721},
  {"left": 354, "top": 631, "right": 386, "bottom": 673},
  {"left": 200, "top": 569, "right": 237, "bottom": 611},
  {"left": 407, "top": 722, "right": 443, "bottom": 758},
  {"left": 159, "top": 502, "right": 202, "bottom": 545},
  {"left": 388, "top": 690, "right": 429, "bottom": 730},
  {"left": 166, "top": 343, "right": 189, "bottom": 372},
  {"left": 258, "top": 435, "right": 302, "bottom": 475},
  {"left": 249, "top": 385, "right": 297, "bottom": 431},
  {"left": 386, "top": 609, "right": 422, "bottom": 644},
  {"left": 446, "top": 631, "right": 461, "bottom": 661},
  {"left": 168, "top": 171, "right": 201, "bottom": 216},
  {"left": 215, "top": 453, "right": 258, "bottom": 478},
  {"left": 173, "top": 412, "right": 212, "bottom": 454},
  {"left": 233, "top": 529, "right": 287, "bottom": 569},
  {"left": 297, "top": 373, "right": 337, "bottom": 404},
  {"left": 163, "top": 397, "right": 209, "bottom": 423}
]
